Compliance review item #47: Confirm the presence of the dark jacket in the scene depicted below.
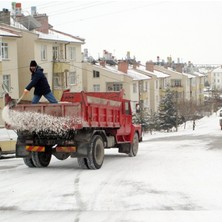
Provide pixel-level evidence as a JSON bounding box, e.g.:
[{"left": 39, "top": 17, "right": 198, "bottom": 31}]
[{"left": 25, "top": 66, "right": 51, "bottom": 96}]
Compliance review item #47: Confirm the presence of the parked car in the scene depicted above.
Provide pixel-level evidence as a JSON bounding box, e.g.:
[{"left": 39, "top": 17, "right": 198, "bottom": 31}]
[{"left": 0, "top": 128, "right": 17, "bottom": 158}]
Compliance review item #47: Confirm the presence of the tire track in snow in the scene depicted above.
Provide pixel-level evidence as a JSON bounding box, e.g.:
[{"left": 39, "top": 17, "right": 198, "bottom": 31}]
[{"left": 73, "top": 172, "right": 86, "bottom": 211}]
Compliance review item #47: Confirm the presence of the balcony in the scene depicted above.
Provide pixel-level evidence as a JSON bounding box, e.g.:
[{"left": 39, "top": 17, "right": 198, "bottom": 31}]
[{"left": 53, "top": 61, "right": 70, "bottom": 73}]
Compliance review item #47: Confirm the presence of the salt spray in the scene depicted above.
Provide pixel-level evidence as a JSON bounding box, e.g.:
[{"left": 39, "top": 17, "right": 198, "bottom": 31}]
[{"left": 2, "top": 105, "right": 82, "bottom": 135}]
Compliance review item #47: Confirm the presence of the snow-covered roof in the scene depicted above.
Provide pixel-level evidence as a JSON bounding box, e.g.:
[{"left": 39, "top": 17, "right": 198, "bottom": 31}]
[
  {"left": 37, "top": 29, "right": 84, "bottom": 43},
  {"left": 127, "top": 68, "right": 151, "bottom": 81},
  {"left": 137, "top": 65, "right": 169, "bottom": 78},
  {"left": 212, "top": 66, "right": 222, "bottom": 73},
  {"left": 93, "top": 64, "right": 150, "bottom": 81},
  {"left": 192, "top": 71, "right": 205, "bottom": 77},
  {"left": 182, "top": 72, "right": 196, "bottom": 79},
  {"left": 99, "top": 64, "right": 126, "bottom": 75},
  {"left": 0, "top": 29, "right": 20, "bottom": 37},
  {"left": 10, "top": 17, "right": 29, "bottom": 30}
]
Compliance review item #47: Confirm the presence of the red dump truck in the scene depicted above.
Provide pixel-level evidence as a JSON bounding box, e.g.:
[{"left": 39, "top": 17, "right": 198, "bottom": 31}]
[{"left": 5, "top": 90, "right": 142, "bottom": 169}]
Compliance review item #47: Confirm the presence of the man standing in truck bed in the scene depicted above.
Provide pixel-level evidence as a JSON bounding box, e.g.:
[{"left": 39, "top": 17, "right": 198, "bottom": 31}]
[{"left": 24, "top": 60, "right": 58, "bottom": 104}]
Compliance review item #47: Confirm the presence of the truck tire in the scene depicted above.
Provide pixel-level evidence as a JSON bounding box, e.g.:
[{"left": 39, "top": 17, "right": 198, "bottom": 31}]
[
  {"left": 129, "top": 133, "right": 139, "bottom": 157},
  {"left": 23, "top": 156, "right": 36, "bottom": 167},
  {"left": 87, "top": 135, "right": 104, "bottom": 169},
  {"left": 77, "top": 157, "right": 89, "bottom": 169},
  {"left": 31, "top": 150, "right": 52, "bottom": 167}
]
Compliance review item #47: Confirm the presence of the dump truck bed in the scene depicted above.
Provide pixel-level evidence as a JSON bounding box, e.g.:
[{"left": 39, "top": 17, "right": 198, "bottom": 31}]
[{"left": 11, "top": 91, "right": 124, "bottom": 130}]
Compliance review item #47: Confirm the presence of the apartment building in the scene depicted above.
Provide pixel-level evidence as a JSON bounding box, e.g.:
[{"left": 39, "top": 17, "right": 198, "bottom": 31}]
[
  {"left": 134, "top": 61, "right": 169, "bottom": 113},
  {"left": 209, "top": 66, "right": 222, "bottom": 91},
  {"left": 0, "top": 5, "right": 85, "bottom": 102},
  {"left": 82, "top": 59, "right": 150, "bottom": 114},
  {"left": 0, "top": 25, "right": 21, "bottom": 126},
  {"left": 0, "top": 5, "right": 85, "bottom": 126},
  {"left": 191, "top": 71, "right": 205, "bottom": 104}
]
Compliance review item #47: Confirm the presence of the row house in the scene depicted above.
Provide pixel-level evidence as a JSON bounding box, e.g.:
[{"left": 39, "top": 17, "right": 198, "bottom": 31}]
[
  {"left": 82, "top": 60, "right": 150, "bottom": 114},
  {"left": 209, "top": 66, "right": 222, "bottom": 91},
  {"left": 154, "top": 64, "right": 185, "bottom": 100},
  {"left": 154, "top": 63, "right": 204, "bottom": 105},
  {"left": 0, "top": 7, "right": 84, "bottom": 98},
  {"left": 191, "top": 71, "right": 205, "bottom": 104},
  {"left": 0, "top": 25, "right": 21, "bottom": 126},
  {"left": 0, "top": 6, "right": 85, "bottom": 124},
  {"left": 134, "top": 61, "right": 169, "bottom": 113}
]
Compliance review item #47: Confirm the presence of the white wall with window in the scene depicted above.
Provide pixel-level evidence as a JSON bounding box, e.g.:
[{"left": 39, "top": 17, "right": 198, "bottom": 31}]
[
  {"left": 69, "top": 71, "right": 77, "bottom": 85},
  {"left": 93, "top": 70, "right": 100, "bottom": 78},
  {"left": 93, "top": 84, "right": 100, "bottom": 92},
  {"left": 143, "top": 81, "right": 148, "bottom": 92},
  {"left": 107, "top": 82, "right": 123, "bottom": 91},
  {"left": 41, "top": 45, "right": 47, "bottom": 60},
  {"left": 52, "top": 46, "right": 59, "bottom": 60},
  {"left": 1, "top": 38, "right": 19, "bottom": 100},
  {"left": 68, "top": 46, "right": 76, "bottom": 61},
  {"left": 2, "top": 74, "right": 11, "bottom": 92},
  {"left": 1, "top": 42, "right": 8, "bottom": 60}
]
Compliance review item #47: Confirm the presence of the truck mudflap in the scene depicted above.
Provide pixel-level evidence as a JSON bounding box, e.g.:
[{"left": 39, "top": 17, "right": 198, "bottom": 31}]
[{"left": 16, "top": 145, "right": 29, "bottom": 157}]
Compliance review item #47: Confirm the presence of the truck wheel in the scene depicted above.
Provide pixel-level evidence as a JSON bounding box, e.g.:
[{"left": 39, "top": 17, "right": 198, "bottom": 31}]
[
  {"left": 77, "top": 157, "right": 89, "bottom": 169},
  {"left": 129, "top": 133, "right": 139, "bottom": 157},
  {"left": 87, "top": 135, "right": 104, "bottom": 169},
  {"left": 23, "top": 156, "right": 36, "bottom": 167},
  {"left": 31, "top": 149, "right": 52, "bottom": 167}
]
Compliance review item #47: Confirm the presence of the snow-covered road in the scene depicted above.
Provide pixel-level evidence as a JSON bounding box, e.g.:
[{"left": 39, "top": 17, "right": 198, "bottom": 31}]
[{"left": 1, "top": 113, "right": 222, "bottom": 221}]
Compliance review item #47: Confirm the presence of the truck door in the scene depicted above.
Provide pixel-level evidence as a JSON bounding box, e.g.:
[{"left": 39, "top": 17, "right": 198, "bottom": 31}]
[{"left": 122, "top": 100, "right": 131, "bottom": 135}]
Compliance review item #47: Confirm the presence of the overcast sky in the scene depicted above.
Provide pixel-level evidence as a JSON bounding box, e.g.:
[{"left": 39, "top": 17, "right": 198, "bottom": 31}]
[{"left": 0, "top": 0, "right": 222, "bottom": 65}]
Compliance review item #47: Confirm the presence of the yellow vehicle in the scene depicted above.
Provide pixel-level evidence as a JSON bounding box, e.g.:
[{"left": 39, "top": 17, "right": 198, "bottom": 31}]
[{"left": 0, "top": 128, "right": 17, "bottom": 158}]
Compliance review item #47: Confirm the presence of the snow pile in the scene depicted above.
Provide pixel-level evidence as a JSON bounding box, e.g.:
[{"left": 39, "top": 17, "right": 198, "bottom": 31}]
[{"left": 2, "top": 105, "right": 82, "bottom": 135}]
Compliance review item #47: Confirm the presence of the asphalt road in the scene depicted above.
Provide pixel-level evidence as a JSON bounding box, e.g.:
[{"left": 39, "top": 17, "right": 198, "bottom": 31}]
[{"left": 1, "top": 129, "right": 222, "bottom": 221}]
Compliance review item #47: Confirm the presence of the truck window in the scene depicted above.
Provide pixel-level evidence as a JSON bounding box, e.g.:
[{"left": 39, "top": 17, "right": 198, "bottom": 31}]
[{"left": 125, "top": 102, "right": 130, "bottom": 115}]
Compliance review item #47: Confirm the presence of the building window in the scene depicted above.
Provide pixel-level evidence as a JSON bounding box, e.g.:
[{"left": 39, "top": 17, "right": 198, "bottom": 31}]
[
  {"left": 3, "top": 74, "right": 11, "bottom": 91},
  {"left": 1, "top": 42, "right": 8, "bottom": 59},
  {"left": 52, "top": 46, "right": 59, "bottom": 60},
  {"left": 113, "top": 83, "right": 122, "bottom": 91},
  {"left": 69, "top": 71, "right": 77, "bottom": 85},
  {"left": 41, "top": 45, "right": 47, "bottom": 60},
  {"left": 107, "top": 83, "right": 123, "bottom": 91},
  {"left": 93, "top": 84, "right": 100, "bottom": 92},
  {"left": 143, "top": 81, "right": 148, "bottom": 92},
  {"left": 68, "top": 47, "right": 76, "bottom": 60},
  {"left": 124, "top": 102, "right": 130, "bottom": 115},
  {"left": 93, "top": 70, "right": 100, "bottom": 78},
  {"left": 171, "top": 79, "right": 181, "bottom": 87},
  {"left": 133, "top": 83, "right": 137, "bottom": 93}
]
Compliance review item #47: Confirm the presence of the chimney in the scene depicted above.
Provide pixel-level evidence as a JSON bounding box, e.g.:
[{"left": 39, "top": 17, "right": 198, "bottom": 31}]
[
  {"left": 146, "top": 60, "right": 154, "bottom": 72},
  {"left": 99, "top": 60, "right": 106, "bottom": 67},
  {"left": 0, "top": 9, "right": 10, "bottom": 25},
  {"left": 176, "top": 63, "right": 183, "bottom": 73},
  {"left": 118, "top": 60, "right": 128, "bottom": 73},
  {"left": 133, "top": 61, "right": 139, "bottom": 69},
  {"left": 31, "top": 6, "right": 37, "bottom": 16},
  {"left": 34, "top": 13, "right": 49, "bottom": 34}
]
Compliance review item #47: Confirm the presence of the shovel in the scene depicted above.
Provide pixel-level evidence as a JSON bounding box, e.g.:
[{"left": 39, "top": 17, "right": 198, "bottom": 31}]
[{"left": 7, "top": 91, "right": 26, "bottom": 108}]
